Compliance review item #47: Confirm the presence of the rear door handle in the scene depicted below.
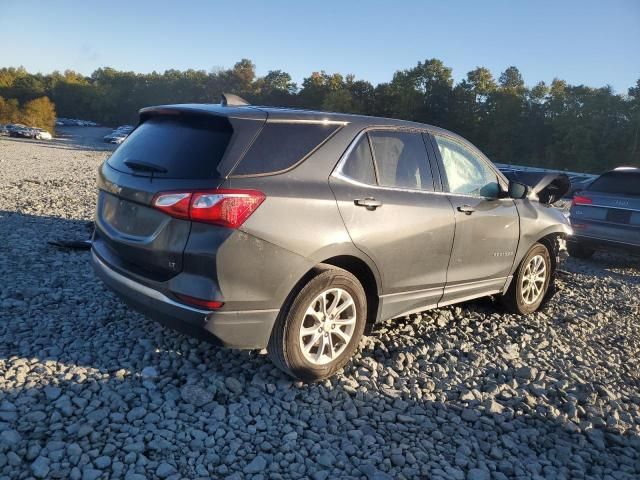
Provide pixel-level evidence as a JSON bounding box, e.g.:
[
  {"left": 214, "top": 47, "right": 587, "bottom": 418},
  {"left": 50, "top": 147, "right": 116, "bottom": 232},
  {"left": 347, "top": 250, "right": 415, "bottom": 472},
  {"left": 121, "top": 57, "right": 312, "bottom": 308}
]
[
  {"left": 457, "top": 205, "right": 475, "bottom": 215},
  {"left": 354, "top": 197, "right": 383, "bottom": 210}
]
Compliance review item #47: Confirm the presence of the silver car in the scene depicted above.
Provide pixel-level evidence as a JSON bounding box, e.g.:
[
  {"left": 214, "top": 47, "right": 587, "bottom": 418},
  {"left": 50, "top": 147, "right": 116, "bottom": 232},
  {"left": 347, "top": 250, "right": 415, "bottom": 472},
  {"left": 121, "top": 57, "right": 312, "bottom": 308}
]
[{"left": 568, "top": 167, "right": 640, "bottom": 258}]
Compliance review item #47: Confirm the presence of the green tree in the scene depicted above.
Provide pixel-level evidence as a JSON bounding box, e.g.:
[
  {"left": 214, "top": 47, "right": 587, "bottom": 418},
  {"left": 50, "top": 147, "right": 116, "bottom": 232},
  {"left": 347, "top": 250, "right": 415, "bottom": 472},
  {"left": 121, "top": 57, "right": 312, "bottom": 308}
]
[
  {"left": 628, "top": 79, "right": 640, "bottom": 164},
  {"left": 0, "top": 61, "right": 636, "bottom": 172},
  {"left": 260, "top": 70, "right": 297, "bottom": 94},
  {"left": 322, "top": 89, "right": 354, "bottom": 112},
  {"left": 21, "top": 96, "right": 56, "bottom": 132},
  {"left": 0, "top": 96, "right": 21, "bottom": 123}
]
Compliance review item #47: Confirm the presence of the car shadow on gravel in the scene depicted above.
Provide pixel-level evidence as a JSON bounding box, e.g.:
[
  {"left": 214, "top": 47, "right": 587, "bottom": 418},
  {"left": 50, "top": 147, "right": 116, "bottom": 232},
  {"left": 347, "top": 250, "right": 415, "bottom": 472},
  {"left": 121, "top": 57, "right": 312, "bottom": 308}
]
[{"left": 1, "top": 212, "right": 639, "bottom": 478}]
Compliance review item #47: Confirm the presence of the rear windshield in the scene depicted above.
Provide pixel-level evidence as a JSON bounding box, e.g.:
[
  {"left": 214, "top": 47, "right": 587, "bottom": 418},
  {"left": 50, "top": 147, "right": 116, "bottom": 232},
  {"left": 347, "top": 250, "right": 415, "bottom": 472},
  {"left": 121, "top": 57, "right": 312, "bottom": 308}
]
[
  {"left": 589, "top": 171, "right": 640, "bottom": 196},
  {"left": 107, "top": 115, "right": 232, "bottom": 179},
  {"left": 232, "top": 122, "right": 341, "bottom": 176}
]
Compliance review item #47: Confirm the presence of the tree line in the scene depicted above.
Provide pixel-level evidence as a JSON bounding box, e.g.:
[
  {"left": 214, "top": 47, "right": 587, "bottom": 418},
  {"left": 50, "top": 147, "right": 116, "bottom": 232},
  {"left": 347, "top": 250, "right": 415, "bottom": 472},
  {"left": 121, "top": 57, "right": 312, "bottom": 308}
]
[
  {"left": 1, "top": 60, "right": 638, "bottom": 173},
  {"left": 0, "top": 95, "right": 56, "bottom": 133}
]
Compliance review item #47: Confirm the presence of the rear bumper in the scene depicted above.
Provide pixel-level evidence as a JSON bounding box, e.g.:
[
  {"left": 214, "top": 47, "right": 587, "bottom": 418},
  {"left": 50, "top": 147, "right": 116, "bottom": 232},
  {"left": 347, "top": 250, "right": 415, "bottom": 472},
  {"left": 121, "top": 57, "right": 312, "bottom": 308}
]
[
  {"left": 91, "top": 250, "right": 279, "bottom": 349},
  {"left": 568, "top": 234, "right": 640, "bottom": 254}
]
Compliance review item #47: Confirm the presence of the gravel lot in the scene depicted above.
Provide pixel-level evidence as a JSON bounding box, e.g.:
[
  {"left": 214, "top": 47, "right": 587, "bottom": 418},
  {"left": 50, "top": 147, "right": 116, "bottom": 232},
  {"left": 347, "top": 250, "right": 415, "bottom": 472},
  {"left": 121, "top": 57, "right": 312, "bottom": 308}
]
[{"left": 1, "top": 130, "right": 639, "bottom": 480}]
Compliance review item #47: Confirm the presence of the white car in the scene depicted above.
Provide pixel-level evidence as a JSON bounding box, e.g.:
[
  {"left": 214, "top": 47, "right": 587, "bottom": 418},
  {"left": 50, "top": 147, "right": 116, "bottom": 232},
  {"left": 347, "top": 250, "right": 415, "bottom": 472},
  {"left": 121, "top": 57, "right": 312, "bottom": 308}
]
[
  {"left": 110, "top": 133, "right": 129, "bottom": 144},
  {"left": 34, "top": 129, "right": 52, "bottom": 140},
  {"left": 105, "top": 125, "right": 134, "bottom": 142}
]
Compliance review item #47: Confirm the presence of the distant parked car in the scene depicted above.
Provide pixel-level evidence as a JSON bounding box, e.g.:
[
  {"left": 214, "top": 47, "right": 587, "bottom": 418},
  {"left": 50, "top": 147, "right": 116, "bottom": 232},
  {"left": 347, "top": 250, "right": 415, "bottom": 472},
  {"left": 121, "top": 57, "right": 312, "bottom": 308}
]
[
  {"left": 6, "top": 123, "right": 27, "bottom": 133},
  {"left": 568, "top": 167, "right": 640, "bottom": 258},
  {"left": 0, "top": 124, "right": 8, "bottom": 135},
  {"left": 56, "top": 117, "right": 99, "bottom": 127},
  {"left": 34, "top": 128, "right": 52, "bottom": 140},
  {"left": 104, "top": 125, "right": 134, "bottom": 142},
  {"left": 110, "top": 133, "right": 128, "bottom": 144},
  {"left": 8, "top": 126, "right": 52, "bottom": 140},
  {"left": 567, "top": 175, "right": 596, "bottom": 196},
  {"left": 9, "top": 126, "right": 36, "bottom": 138}
]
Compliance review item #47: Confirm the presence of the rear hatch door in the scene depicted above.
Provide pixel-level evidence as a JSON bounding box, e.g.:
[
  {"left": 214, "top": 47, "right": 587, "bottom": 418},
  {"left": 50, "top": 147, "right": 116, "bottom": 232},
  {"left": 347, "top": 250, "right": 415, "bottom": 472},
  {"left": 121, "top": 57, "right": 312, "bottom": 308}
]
[{"left": 94, "top": 109, "right": 266, "bottom": 280}]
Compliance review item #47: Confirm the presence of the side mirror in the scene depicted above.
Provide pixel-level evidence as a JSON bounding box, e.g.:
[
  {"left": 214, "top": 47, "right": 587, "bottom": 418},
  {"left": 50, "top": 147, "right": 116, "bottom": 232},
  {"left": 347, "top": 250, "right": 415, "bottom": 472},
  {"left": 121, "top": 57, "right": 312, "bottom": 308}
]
[{"left": 508, "top": 181, "right": 529, "bottom": 199}]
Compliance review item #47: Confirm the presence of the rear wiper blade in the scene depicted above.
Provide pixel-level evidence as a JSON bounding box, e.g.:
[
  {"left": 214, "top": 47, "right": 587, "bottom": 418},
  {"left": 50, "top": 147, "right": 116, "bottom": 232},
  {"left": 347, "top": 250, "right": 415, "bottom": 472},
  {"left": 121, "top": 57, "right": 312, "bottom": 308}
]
[{"left": 123, "top": 160, "right": 168, "bottom": 174}]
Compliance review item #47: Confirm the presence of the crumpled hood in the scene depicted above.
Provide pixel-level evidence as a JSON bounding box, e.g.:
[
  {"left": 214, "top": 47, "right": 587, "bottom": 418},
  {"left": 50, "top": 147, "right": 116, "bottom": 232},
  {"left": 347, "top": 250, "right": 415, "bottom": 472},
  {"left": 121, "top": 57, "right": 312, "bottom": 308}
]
[{"left": 529, "top": 173, "right": 571, "bottom": 205}]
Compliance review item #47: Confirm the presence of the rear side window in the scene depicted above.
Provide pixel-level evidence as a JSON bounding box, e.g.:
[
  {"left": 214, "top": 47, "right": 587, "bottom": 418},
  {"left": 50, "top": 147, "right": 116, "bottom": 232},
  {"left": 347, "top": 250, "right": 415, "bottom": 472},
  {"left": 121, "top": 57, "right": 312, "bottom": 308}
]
[
  {"left": 341, "top": 136, "right": 376, "bottom": 185},
  {"left": 232, "top": 122, "right": 340, "bottom": 175},
  {"left": 107, "top": 116, "right": 232, "bottom": 179},
  {"left": 589, "top": 171, "right": 640, "bottom": 196},
  {"left": 369, "top": 131, "right": 434, "bottom": 190}
]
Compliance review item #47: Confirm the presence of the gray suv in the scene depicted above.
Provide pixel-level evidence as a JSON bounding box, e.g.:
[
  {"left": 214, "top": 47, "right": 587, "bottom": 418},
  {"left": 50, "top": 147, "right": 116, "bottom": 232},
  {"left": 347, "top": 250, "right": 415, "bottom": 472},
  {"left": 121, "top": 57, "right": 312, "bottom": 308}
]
[
  {"left": 91, "top": 96, "right": 571, "bottom": 381},
  {"left": 568, "top": 167, "right": 640, "bottom": 258}
]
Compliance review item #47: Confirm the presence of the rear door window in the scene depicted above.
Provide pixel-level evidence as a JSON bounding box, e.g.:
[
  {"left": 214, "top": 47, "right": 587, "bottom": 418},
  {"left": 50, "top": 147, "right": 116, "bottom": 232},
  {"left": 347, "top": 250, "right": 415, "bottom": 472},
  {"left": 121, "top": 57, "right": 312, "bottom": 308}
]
[
  {"left": 232, "top": 122, "right": 341, "bottom": 176},
  {"left": 368, "top": 131, "right": 434, "bottom": 191},
  {"left": 589, "top": 171, "right": 640, "bottom": 196},
  {"left": 107, "top": 116, "right": 232, "bottom": 179},
  {"left": 341, "top": 135, "right": 377, "bottom": 185}
]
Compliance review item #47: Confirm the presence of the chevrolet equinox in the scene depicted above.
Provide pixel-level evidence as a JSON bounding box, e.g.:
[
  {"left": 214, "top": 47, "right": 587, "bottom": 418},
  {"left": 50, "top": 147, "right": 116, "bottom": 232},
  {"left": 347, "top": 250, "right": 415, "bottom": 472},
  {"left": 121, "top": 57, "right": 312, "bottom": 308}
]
[{"left": 92, "top": 94, "right": 571, "bottom": 381}]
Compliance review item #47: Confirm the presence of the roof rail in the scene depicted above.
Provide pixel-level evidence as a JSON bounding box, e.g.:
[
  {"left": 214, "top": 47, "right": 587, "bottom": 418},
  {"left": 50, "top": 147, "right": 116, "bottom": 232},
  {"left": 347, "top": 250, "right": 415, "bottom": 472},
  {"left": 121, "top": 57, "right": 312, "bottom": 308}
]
[{"left": 221, "top": 93, "right": 250, "bottom": 107}]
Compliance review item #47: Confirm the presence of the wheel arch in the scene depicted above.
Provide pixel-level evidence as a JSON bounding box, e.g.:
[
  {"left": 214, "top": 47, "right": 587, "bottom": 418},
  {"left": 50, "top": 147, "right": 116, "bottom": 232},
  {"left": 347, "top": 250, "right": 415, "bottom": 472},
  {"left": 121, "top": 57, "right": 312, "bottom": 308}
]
[
  {"left": 318, "top": 255, "right": 380, "bottom": 333},
  {"left": 536, "top": 232, "right": 565, "bottom": 273},
  {"left": 513, "top": 222, "right": 570, "bottom": 275}
]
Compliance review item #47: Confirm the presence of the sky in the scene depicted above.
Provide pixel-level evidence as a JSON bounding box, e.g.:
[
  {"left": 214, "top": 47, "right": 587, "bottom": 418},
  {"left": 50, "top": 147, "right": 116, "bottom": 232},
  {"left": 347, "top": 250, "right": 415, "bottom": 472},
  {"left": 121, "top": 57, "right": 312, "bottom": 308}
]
[{"left": 1, "top": 0, "right": 639, "bottom": 93}]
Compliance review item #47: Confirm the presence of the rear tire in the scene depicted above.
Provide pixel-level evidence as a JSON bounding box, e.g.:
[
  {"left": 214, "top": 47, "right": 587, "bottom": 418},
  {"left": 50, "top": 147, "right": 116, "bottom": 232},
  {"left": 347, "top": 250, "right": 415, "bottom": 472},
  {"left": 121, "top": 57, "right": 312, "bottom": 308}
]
[
  {"left": 268, "top": 265, "right": 367, "bottom": 382},
  {"left": 567, "top": 241, "right": 595, "bottom": 259},
  {"left": 501, "top": 243, "right": 551, "bottom": 315}
]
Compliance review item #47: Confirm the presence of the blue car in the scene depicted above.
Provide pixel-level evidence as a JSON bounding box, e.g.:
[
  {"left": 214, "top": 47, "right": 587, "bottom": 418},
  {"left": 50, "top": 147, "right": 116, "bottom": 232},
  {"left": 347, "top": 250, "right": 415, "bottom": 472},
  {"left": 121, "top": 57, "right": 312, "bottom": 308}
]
[{"left": 568, "top": 167, "right": 640, "bottom": 258}]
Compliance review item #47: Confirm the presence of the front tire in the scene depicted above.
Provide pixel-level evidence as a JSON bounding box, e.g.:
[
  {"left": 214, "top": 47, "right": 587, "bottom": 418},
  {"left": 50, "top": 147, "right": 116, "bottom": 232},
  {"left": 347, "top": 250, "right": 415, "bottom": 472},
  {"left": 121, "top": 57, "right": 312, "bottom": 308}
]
[
  {"left": 268, "top": 265, "right": 367, "bottom": 382},
  {"left": 501, "top": 243, "right": 551, "bottom": 315}
]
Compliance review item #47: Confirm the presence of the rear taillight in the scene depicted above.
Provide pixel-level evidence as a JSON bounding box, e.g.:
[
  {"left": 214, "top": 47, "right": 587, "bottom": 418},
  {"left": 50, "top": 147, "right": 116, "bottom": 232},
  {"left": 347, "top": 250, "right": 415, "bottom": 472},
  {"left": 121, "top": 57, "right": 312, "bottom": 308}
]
[
  {"left": 174, "top": 293, "right": 223, "bottom": 310},
  {"left": 572, "top": 195, "right": 592, "bottom": 207},
  {"left": 152, "top": 189, "right": 265, "bottom": 228},
  {"left": 152, "top": 192, "right": 191, "bottom": 220}
]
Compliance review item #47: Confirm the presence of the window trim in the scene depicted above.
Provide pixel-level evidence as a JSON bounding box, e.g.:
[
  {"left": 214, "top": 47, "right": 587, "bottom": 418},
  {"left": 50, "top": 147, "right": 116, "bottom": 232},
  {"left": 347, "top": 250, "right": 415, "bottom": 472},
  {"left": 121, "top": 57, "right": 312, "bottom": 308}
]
[
  {"left": 427, "top": 132, "right": 509, "bottom": 199},
  {"left": 338, "top": 132, "right": 378, "bottom": 186},
  {"left": 365, "top": 133, "right": 381, "bottom": 185},
  {"left": 228, "top": 120, "right": 345, "bottom": 178},
  {"left": 333, "top": 126, "right": 442, "bottom": 194}
]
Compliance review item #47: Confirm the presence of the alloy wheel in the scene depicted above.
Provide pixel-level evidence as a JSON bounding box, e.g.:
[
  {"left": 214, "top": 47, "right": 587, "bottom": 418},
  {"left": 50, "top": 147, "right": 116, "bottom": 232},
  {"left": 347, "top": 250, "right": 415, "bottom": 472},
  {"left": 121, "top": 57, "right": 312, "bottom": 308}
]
[
  {"left": 299, "top": 288, "right": 357, "bottom": 365},
  {"left": 521, "top": 254, "right": 547, "bottom": 304}
]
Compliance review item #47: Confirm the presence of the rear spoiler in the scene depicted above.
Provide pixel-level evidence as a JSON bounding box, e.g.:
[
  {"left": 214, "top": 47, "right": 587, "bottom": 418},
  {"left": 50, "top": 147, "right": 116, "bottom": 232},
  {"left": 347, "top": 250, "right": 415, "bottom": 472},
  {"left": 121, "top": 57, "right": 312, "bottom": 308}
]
[
  {"left": 137, "top": 103, "right": 267, "bottom": 179},
  {"left": 138, "top": 102, "right": 265, "bottom": 123}
]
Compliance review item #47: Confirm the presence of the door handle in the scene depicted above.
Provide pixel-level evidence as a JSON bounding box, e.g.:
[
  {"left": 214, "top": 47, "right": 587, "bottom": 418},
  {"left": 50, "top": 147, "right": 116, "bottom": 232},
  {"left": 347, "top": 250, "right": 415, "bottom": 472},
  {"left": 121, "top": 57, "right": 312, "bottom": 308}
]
[
  {"left": 457, "top": 205, "right": 475, "bottom": 215},
  {"left": 354, "top": 197, "right": 383, "bottom": 210}
]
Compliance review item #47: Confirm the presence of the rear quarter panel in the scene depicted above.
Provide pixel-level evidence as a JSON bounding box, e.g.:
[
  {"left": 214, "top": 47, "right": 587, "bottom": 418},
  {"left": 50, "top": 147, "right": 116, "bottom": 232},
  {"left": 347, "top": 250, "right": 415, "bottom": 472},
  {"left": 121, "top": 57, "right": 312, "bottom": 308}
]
[{"left": 227, "top": 124, "right": 381, "bottom": 307}]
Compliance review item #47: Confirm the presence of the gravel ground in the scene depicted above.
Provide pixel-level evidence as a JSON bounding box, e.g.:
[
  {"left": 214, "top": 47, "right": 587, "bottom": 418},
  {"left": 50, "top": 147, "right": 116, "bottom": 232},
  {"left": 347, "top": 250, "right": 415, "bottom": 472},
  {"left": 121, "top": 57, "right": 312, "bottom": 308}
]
[{"left": 1, "top": 133, "right": 639, "bottom": 479}]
